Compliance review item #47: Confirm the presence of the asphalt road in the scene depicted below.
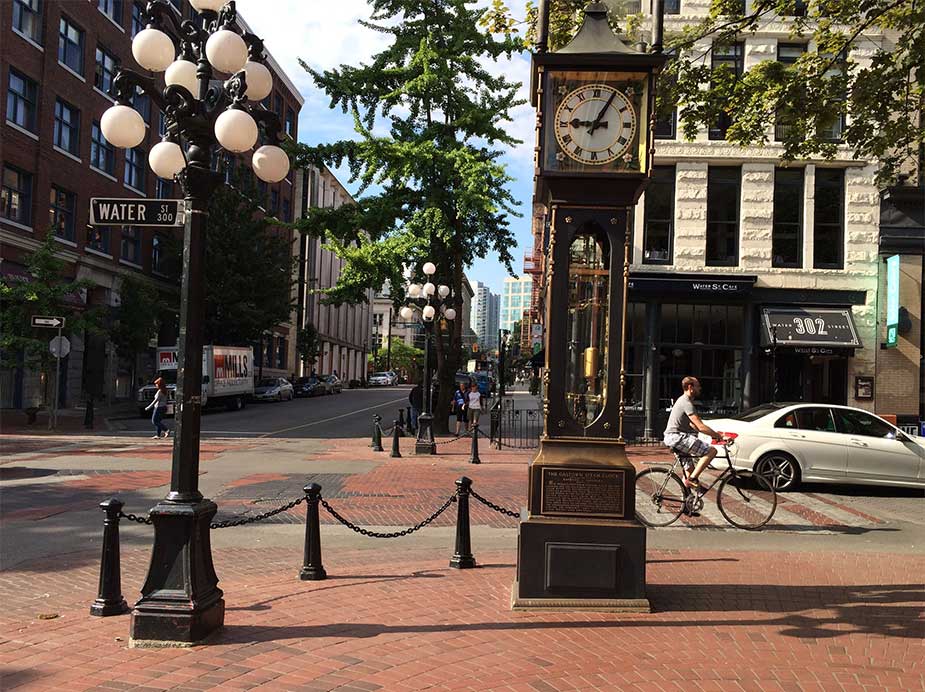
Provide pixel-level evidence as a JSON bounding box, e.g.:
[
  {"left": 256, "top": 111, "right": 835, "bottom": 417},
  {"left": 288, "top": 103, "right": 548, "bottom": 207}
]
[{"left": 115, "top": 385, "right": 415, "bottom": 439}]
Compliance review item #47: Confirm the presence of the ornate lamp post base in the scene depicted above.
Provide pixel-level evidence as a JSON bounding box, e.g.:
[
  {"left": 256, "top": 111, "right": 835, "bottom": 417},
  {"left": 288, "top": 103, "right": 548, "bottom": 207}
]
[
  {"left": 414, "top": 413, "right": 437, "bottom": 455},
  {"left": 129, "top": 500, "right": 224, "bottom": 646}
]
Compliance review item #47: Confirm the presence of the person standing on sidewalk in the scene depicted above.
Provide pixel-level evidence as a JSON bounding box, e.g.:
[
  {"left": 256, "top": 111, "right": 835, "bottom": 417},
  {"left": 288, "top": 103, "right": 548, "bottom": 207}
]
[
  {"left": 409, "top": 382, "right": 422, "bottom": 433},
  {"left": 466, "top": 381, "right": 482, "bottom": 431},
  {"left": 452, "top": 382, "right": 468, "bottom": 435},
  {"left": 145, "top": 378, "right": 170, "bottom": 439}
]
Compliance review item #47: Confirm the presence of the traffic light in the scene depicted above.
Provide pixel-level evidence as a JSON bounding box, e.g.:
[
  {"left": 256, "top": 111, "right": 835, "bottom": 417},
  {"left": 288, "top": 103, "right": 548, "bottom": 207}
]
[{"left": 472, "top": 343, "right": 479, "bottom": 352}]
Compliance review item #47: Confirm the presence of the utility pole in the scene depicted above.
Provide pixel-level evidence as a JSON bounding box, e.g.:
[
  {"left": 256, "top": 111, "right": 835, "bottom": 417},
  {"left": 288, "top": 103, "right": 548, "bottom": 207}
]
[{"left": 386, "top": 307, "right": 393, "bottom": 371}]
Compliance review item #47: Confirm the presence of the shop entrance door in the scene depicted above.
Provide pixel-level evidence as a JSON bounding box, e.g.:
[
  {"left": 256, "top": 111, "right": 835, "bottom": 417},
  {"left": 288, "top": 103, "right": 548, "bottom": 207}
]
[{"left": 810, "top": 358, "right": 847, "bottom": 405}]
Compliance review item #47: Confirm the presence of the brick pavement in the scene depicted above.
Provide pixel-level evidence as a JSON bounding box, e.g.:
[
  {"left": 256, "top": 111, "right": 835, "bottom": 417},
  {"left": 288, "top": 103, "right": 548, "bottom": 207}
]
[{"left": 0, "top": 546, "right": 922, "bottom": 691}]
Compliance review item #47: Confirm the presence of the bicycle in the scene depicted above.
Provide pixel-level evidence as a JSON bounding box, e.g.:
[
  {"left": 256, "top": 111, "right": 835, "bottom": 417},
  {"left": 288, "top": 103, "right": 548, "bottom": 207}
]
[{"left": 635, "top": 433, "right": 777, "bottom": 530}]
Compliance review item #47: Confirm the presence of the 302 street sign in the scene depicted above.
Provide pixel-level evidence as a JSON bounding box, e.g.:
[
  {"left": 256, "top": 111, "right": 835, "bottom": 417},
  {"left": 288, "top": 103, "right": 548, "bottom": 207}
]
[
  {"left": 89, "top": 198, "right": 185, "bottom": 226},
  {"left": 32, "top": 315, "right": 65, "bottom": 329}
]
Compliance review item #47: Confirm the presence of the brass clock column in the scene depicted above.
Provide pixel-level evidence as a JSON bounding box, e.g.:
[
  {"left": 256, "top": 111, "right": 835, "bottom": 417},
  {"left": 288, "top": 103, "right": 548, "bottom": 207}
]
[{"left": 512, "top": 1, "right": 666, "bottom": 611}]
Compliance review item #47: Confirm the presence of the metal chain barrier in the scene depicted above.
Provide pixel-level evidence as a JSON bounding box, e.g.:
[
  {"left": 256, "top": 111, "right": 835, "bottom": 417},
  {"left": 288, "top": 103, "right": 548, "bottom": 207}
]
[
  {"left": 210, "top": 496, "right": 305, "bottom": 529},
  {"left": 118, "top": 510, "right": 153, "bottom": 526},
  {"left": 320, "top": 493, "right": 457, "bottom": 538},
  {"left": 469, "top": 488, "right": 519, "bottom": 518},
  {"left": 434, "top": 431, "right": 472, "bottom": 445}
]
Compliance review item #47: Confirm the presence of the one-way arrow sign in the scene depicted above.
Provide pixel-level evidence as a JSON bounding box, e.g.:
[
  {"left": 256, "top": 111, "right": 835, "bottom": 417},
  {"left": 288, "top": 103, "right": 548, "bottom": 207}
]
[{"left": 32, "top": 315, "right": 65, "bottom": 329}]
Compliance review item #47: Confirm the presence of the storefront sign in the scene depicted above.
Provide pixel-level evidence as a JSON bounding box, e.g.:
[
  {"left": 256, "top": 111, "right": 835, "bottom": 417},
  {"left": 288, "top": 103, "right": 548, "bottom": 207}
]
[
  {"left": 89, "top": 198, "right": 185, "bottom": 226},
  {"left": 628, "top": 275, "right": 755, "bottom": 295},
  {"left": 886, "top": 254, "right": 900, "bottom": 348},
  {"left": 762, "top": 308, "right": 862, "bottom": 347}
]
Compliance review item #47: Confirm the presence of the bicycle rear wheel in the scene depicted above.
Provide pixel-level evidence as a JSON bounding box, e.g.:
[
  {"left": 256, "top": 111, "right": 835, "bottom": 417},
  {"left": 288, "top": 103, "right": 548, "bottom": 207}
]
[
  {"left": 635, "top": 468, "right": 686, "bottom": 527},
  {"left": 717, "top": 471, "right": 777, "bottom": 530}
]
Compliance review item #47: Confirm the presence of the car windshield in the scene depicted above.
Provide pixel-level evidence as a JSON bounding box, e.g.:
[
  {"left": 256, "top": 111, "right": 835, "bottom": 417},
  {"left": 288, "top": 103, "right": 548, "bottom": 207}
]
[
  {"left": 732, "top": 404, "right": 785, "bottom": 422},
  {"left": 372, "top": 373, "right": 389, "bottom": 378},
  {"left": 258, "top": 378, "right": 277, "bottom": 387},
  {"left": 294, "top": 377, "right": 310, "bottom": 385}
]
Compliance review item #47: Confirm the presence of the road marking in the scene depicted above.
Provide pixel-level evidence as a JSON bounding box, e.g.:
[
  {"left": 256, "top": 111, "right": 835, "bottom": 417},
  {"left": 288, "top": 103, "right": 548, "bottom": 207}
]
[
  {"left": 261, "top": 396, "right": 410, "bottom": 438},
  {"left": 0, "top": 474, "right": 89, "bottom": 487},
  {"left": 795, "top": 492, "right": 881, "bottom": 525}
]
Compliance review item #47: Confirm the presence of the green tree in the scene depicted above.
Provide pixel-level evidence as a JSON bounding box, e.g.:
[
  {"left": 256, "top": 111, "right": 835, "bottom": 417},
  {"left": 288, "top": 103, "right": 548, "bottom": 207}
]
[
  {"left": 109, "top": 275, "right": 166, "bottom": 360},
  {"left": 0, "top": 234, "right": 104, "bottom": 405},
  {"left": 291, "top": 0, "right": 524, "bottom": 431},
  {"left": 296, "top": 323, "right": 321, "bottom": 370},
  {"left": 483, "top": 0, "right": 924, "bottom": 183},
  {"left": 372, "top": 337, "right": 425, "bottom": 376}
]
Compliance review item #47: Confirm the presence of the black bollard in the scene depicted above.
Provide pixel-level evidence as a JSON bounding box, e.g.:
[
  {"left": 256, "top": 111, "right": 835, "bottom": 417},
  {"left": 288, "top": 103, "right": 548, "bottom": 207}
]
[
  {"left": 389, "top": 420, "right": 402, "bottom": 458},
  {"left": 90, "top": 498, "right": 130, "bottom": 616},
  {"left": 300, "top": 483, "right": 327, "bottom": 581},
  {"left": 397, "top": 408, "right": 406, "bottom": 437},
  {"left": 371, "top": 414, "right": 384, "bottom": 452},
  {"left": 469, "top": 423, "right": 482, "bottom": 464},
  {"left": 449, "top": 477, "right": 476, "bottom": 569}
]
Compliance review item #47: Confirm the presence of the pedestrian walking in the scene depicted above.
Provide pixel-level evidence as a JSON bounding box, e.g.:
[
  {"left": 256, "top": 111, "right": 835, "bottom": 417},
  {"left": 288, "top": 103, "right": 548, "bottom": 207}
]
[
  {"left": 466, "top": 381, "right": 482, "bottom": 431},
  {"left": 145, "top": 377, "right": 170, "bottom": 439},
  {"left": 409, "top": 382, "right": 423, "bottom": 433},
  {"left": 452, "top": 382, "right": 468, "bottom": 435}
]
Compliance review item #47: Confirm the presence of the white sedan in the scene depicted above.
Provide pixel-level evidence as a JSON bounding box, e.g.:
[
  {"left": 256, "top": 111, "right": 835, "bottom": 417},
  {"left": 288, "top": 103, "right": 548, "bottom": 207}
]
[{"left": 703, "top": 403, "right": 925, "bottom": 491}]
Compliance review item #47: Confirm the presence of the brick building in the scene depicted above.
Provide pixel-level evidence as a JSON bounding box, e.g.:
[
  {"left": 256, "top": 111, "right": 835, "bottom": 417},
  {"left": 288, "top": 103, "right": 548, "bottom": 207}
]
[{"left": 1, "top": 0, "right": 302, "bottom": 408}]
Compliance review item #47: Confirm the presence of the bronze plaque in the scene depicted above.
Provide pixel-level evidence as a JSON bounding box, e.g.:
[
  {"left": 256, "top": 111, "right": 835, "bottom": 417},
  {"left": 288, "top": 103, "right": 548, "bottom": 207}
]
[{"left": 540, "top": 467, "right": 625, "bottom": 518}]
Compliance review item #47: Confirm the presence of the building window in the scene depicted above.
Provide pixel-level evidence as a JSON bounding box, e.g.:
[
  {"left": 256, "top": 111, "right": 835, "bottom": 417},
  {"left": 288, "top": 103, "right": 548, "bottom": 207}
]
[
  {"left": 706, "top": 166, "right": 740, "bottom": 266},
  {"left": 54, "top": 99, "right": 81, "bottom": 155},
  {"left": 270, "top": 188, "right": 280, "bottom": 214},
  {"left": 282, "top": 197, "right": 291, "bottom": 222},
  {"left": 95, "top": 46, "right": 119, "bottom": 94},
  {"left": 49, "top": 186, "right": 77, "bottom": 241},
  {"left": 654, "top": 108, "right": 676, "bottom": 140},
  {"left": 131, "top": 2, "right": 145, "bottom": 36},
  {"left": 157, "top": 111, "right": 168, "bottom": 137},
  {"left": 274, "top": 93, "right": 283, "bottom": 117},
  {"left": 152, "top": 234, "right": 165, "bottom": 272},
  {"left": 1, "top": 164, "right": 33, "bottom": 226},
  {"left": 13, "top": 0, "right": 42, "bottom": 44},
  {"left": 121, "top": 226, "right": 141, "bottom": 263},
  {"left": 643, "top": 166, "right": 675, "bottom": 264},
  {"left": 156, "top": 178, "right": 173, "bottom": 198},
  {"left": 813, "top": 168, "right": 844, "bottom": 269},
  {"left": 98, "top": 0, "right": 123, "bottom": 24},
  {"left": 87, "top": 224, "right": 111, "bottom": 254},
  {"left": 6, "top": 68, "right": 38, "bottom": 132},
  {"left": 773, "top": 44, "right": 805, "bottom": 141},
  {"left": 132, "top": 89, "right": 151, "bottom": 124},
  {"left": 285, "top": 107, "right": 295, "bottom": 137},
  {"left": 818, "top": 52, "right": 847, "bottom": 143},
  {"left": 772, "top": 168, "right": 804, "bottom": 268},
  {"left": 784, "top": 0, "right": 808, "bottom": 16},
  {"left": 58, "top": 16, "right": 85, "bottom": 76},
  {"left": 709, "top": 43, "right": 743, "bottom": 140},
  {"left": 124, "top": 146, "right": 146, "bottom": 191},
  {"left": 663, "top": 0, "right": 680, "bottom": 14},
  {"left": 91, "top": 122, "right": 116, "bottom": 174}
]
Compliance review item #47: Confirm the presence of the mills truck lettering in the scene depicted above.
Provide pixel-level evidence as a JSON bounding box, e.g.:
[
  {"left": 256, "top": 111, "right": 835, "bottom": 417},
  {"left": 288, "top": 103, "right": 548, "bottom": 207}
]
[{"left": 213, "top": 353, "right": 249, "bottom": 380}]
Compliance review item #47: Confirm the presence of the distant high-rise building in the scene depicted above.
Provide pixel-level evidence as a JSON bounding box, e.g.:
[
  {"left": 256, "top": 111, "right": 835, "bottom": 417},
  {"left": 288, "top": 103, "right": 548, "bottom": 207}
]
[
  {"left": 500, "top": 277, "right": 532, "bottom": 335},
  {"left": 470, "top": 282, "right": 500, "bottom": 351}
]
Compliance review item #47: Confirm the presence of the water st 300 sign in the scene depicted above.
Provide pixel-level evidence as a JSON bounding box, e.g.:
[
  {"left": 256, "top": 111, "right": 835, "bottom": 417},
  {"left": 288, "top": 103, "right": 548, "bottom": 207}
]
[{"left": 89, "top": 198, "right": 185, "bottom": 226}]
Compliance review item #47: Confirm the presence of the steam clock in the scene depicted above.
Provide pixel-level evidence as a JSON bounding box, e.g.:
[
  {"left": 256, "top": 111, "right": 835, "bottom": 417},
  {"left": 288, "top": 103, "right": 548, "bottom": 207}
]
[{"left": 513, "top": 1, "right": 667, "bottom": 610}]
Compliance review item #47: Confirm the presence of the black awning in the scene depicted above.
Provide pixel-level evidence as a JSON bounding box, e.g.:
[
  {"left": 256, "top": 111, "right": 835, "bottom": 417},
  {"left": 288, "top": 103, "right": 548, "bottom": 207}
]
[
  {"left": 761, "top": 308, "right": 862, "bottom": 348},
  {"left": 529, "top": 349, "right": 545, "bottom": 367}
]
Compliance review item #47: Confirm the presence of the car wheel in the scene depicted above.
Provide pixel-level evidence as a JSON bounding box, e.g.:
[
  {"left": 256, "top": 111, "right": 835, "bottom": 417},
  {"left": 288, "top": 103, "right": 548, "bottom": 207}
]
[{"left": 755, "top": 452, "right": 801, "bottom": 491}]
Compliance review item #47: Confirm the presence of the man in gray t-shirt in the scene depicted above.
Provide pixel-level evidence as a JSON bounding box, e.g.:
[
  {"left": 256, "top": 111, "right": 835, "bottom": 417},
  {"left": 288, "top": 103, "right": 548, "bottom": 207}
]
[{"left": 663, "top": 376, "right": 727, "bottom": 489}]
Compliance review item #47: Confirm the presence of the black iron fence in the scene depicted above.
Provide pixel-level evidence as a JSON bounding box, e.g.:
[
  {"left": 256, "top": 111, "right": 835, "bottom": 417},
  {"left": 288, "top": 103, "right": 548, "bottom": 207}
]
[{"left": 489, "top": 398, "right": 543, "bottom": 450}]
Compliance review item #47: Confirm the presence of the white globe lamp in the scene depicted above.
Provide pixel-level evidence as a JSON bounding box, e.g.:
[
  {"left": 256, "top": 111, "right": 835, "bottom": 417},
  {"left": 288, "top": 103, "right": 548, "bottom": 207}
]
[
  {"left": 149, "top": 141, "right": 185, "bottom": 179},
  {"left": 132, "top": 28, "right": 175, "bottom": 72},
  {"left": 444, "top": 308, "right": 456, "bottom": 321},
  {"left": 423, "top": 282, "right": 436, "bottom": 297},
  {"left": 408, "top": 283, "right": 422, "bottom": 298},
  {"left": 400, "top": 306, "right": 413, "bottom": 320},
  {"left": 423, "top": 262, "right": 436, "bottom": 276},
  {"left": 422, "top": 305, "right": 436, "bottom": 321},
  {"left": 243, "top": 60, "right": 273, "bottom": 101},
  {"left": 437, "top": 285, "right": 450, "bottom": 298},
  {"left": 214, "top": 109, "right": 258, "bottom": 153},
  {"left": 205, "top": 30, "right": 248, "bottom": 74},
  {"left": 252, "top": 145, "right": 289, "bottom": 183},
  {"left": 100, "top": 104, "right": 146, "bottom": 149},
  {"left": 165, "top": 59, "right": 199, "bottom": 96},
  {"left": 190, "top": 0, "right": 226, "bottom": 10}
]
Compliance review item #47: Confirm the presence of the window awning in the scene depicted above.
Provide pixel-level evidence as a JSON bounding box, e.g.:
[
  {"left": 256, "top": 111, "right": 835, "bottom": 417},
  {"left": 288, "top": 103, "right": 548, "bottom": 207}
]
[{"left": 761, "top": 308, "right": 862, "bottom": 348}]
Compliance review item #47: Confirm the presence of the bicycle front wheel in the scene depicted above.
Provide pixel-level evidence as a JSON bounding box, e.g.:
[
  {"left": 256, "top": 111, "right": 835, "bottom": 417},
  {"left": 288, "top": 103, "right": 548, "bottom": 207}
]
[
  {"left": 717, "top": 471, "right": 777, "bottom": 530},
  {"left": 635, "top": 468, "right": 686, "bottom": 527}
]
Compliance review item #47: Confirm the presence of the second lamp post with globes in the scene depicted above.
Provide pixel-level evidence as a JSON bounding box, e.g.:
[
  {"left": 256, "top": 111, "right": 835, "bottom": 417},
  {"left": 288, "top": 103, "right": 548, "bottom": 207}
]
[
  {"left": 400, "top": 262, "right": 456, "bottom": 455},
  {"left": 99, "top": 0, "right": 289, "bottom": 645}
]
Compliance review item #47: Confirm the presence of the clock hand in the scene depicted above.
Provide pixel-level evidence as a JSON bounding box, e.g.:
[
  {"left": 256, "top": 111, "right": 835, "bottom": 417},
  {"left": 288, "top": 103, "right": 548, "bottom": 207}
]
[
  {"left": 570, "top": 118, "right": 595, "bottom": 128},
  {"left": 588, "top": 90, "right": 617, "bottom": 135}
]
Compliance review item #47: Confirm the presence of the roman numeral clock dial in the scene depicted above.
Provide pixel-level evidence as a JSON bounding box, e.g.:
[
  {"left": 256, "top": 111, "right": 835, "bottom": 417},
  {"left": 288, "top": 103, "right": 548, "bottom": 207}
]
[{"left": 553, "top": 84, "right": 637, "bottom": 166}]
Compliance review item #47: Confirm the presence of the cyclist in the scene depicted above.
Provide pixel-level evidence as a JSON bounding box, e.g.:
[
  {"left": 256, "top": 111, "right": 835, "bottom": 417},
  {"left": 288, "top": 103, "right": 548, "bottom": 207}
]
[{"left": 663, "top": 376, "right": 729, "bottom": 490}]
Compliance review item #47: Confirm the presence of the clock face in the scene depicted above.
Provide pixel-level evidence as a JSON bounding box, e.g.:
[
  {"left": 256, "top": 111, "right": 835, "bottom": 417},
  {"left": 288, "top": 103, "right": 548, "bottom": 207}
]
[{"left": 553, "top": 84, "right": 638, "bottom": 165}]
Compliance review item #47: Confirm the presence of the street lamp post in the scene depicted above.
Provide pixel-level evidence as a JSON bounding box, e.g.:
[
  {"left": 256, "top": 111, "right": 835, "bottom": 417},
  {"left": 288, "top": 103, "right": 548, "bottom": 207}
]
[
  {"left": 400, "top": 262, "right": 456, "bottom": 455},
  {"left": 100, "top": 0, "right": 288, "bottom": 645}
]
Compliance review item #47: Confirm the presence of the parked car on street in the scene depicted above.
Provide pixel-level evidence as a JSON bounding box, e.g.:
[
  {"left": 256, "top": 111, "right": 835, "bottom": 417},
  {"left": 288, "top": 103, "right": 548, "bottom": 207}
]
[
  {"left": 323, "top": 374, "right": 343, "bottom": 394},
  {"left": 369, "top": 372, "right": 393, "bottom": 386},
  {"left": 254, "top": 377, "right": 294, "bottom": 402},
  {"left": 293, "top": 376, "right": 324, "bottom": 397},
  {"left": 702, "top": 403, "right": 925, "bottom": 491}
]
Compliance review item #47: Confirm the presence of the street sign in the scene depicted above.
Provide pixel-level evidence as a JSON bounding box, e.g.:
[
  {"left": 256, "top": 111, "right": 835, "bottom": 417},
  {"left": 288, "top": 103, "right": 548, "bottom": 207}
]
[
  {"left": 886, "top": 254, "right": 900, "bottom": 348},
  {"left": 32, "top": 315, "right": 65, "bottom": 329},
  {"left": 89, "top": 198, "right": 185, "bottom": 226},
  {"left": 50, "top": 336, "right": 71, "bottom": 359}
]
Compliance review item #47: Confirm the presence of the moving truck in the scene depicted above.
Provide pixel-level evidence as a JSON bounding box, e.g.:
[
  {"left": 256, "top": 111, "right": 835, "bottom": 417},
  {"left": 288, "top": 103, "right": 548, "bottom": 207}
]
[{"left": 137, "top": 345, "right": 254, "bottom": 416}]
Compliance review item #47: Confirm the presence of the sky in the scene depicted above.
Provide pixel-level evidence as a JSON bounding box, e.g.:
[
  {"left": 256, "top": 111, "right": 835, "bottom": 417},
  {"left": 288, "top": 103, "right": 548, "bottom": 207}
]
[{"left": 235, "top": 0, "right": 535, "bottom": 298}]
